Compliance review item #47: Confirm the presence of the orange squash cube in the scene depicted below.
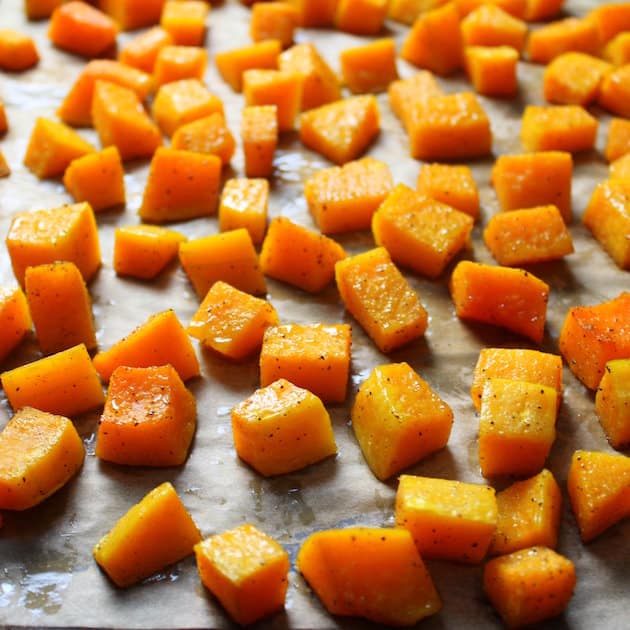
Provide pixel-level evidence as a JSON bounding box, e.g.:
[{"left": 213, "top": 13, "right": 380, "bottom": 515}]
[
  {"left": 388, "top": 70, "right": 443, "bottom": 132},
  {"left": 259, "top": 217, "right": 346, "bottom": 293},
  {"left": 334, "top": 0, "right": 388, "bottom": 35},
  {"left": 119, "top": 27, "right": 174, "bottom": 73},
  {"left": 172, "top": 112, "right": 235, "bottom": 165},
  {"left": 1, "top": 344, "right": 105, "bottom": 417},
  {"left": 352, "top": 362, "right": 453, "bottom": 480},
  {"left": 218, "top": 178, "right": 269, "bottom": 244},
  {"left": 153, "top": 45, "right": 208, "bottom": 89},
  {"left": 160, "top": 0, "right": 208, "bottom": 47},
  {"left": 524, "top": 0, "right": 565, "bottom": 21},
  {"left": 455, "top": 0, "right": 526, "bottom": 18},
  {"left": 6, "top": 202, "right": 101, "bottom": 286},
  {"left": 465, "top": 46, "right": 518, "bottom": 98},
  {"left": 195, "top": 524, "right": 289, "bottom": 626},
  {"left": 603, "top": 32, "right": 630, "bottom": 66},
  {"left": 605, "top": 118, "right": 630, "bottom": 162},
  {"left": 395, "top": 474, "right": 497, "bottom": 563},
  {"left": 215, "top": 39, "right": 281, "bottom": 92},
  {"left": 598, "top": 64, "right": 630, "bottom": 118},
  {"left": 250, "top": 2, "right": 298, "bottom": 48},
  {"left": 283, "top": 0, "right": 337, "bottom": 27},
  {"left": 259, "top": 323, "right": 351, "bottom": 403},
  {"left": 0, "top": 287, "right": 31, "bottom": 364},
  {"left": 179, "top": 229, "right": 266, "bottom": 298},
  {"left": 335, "top": 247, "right": 428, "bottom": 353},
  {"left": 93, "top": 309, "right": 200, "bottom": 382},
  {"left": 416, "top": 163, "right": 479, "bottom": 219},
  {"left": 339, "top": 38, "right": 398, "bottom": 94},
  {"left": 527, "top": 17, "right": 599, "bottom": 64},
  {"left": 372, "top": 183, "right": 474, "bottom": 278},
  {"left": 0, "top": 407, "right": 85, "bottom": 511},
  {"left": 304, "top": 157, "right": 393, "bottom": 234},
  {"left": 595, "top": 359, "right": 630, "bottom": 450},
  {"left": 97, "top": 0, "right": 166, "bottom": 31},
  {"left": 0, "top": 29, "right": 39, "bottom": 71},
  {"left": 0, "top": 151, "right": 9, "bottom": 178},
  {"left": 610, "top": 152, "right": 630, "bottom": 180},
  {"left": 241, "top": 105, "right": 278, "bottom": 178},
  {"left": 588, "top": 2, "right": 630, "bottom": 46},
  {"left": 138, "top": 148, "right": 222, "bottom": 222},
  {"left": 388, "top": 0, "right": 450, "bottom": 24},
  {"left": 188, "top": 281, "right": 277, "bottom": 360},
  {"left": 25, "top": 0, "right": 63, "bottom": 19},
  {"left": 96, "top": 364, "right": 196, "bottom": 466},
  {"left": 461, "top": 4, "right": 527, "bottom": 52}
]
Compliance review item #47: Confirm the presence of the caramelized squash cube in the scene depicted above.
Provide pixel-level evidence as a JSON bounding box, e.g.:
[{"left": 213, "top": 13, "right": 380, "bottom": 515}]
[
  {"left": 461, "top": 4, "right": 527, "bottom": 52},
  {"left": 340, "top": 38, "right": 397, "bottom": 95},
  {"left": 171, "top": 112, "right": 235, "bottom": 164},
  {"left": 118, "top": 26, "right": 174, "bottom": 73},
  {"left": 241, "top": 105, "right": 278, "bottom": 178},
  {"left": 527, "top": 17, "right": 599, "bottom": 64},
  {"left": 250, "top": 2, "right": 298, "bottom": 48},
  {"left": 416, "top": 163, "right": 479, "bottom": 219},
  {"left": 218, "top": 178, "right": 269, "bottom": 244},
  {"left": 215, "top": 39, "right": 281, "bottom": 92},
  {"left": 595, "top": 359, "right": 630, "bottom": 450},
  {"left": 160, "top": 0, "right": 208, "bottom": 47},
  {"left": 0, "top": 287, "right": 31, "bottom": 364},
  {"left": 334, "top": 0, "right": 388, "bottom": 35},
  {"left": 153, "top": 45, "right": 208, "bottom": 89},
  {"left": 465, "top": 45, "right": 518, "bottom": 98}
]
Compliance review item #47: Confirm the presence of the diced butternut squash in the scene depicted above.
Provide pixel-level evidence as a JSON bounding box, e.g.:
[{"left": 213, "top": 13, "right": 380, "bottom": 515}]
[
  {"left": 25, "top": 0, "right": 63, "bottom": 20},
  {"left": 335, "top": 247, "right": 428, "bottom": 353},
  {"left": 483, "top": 546, "right": 576, "bottom": 628},
  {"left": 558, "top": 292, "right": 630, "bottom": 390},
  {"left": 187, "top": 281, "right": 277, "bottom": 360},
  {"left": 372, "top": 183, "right": 474, "bottom": 278},
  {"left": 455, "top": 0, "right": 526, "bottom": 18},
  {"left": 416, "top": 163, "right": 479, "bottom": 219},
  {"left": 334, "top": 0, "right": 388, "bottom": 35},
  {"left": 48, "top": 1, "right": 118, "bottom": 58},
  {"left": 299, "top": 95, "right": 380, "bottom": 165},
  {"left": 297, "top": 527, "right": 442, "bottom": 626},
  {"left": 25, "top": 262, "right": 96, "bottom": 355},
  {"left": 119, "top": 26, "right": 174, "bottom": 73},
  {"left": 605, "top": 118, "right": 630, "bottom": 163},
  {"left": 352, "top": 362, "right": 453, "bottom": 480},
  {"left": 0, "top": 29, "right": 39, "bottom": 71},
  {"left": 195, "top": 524, "right": 289, "bottom": 626},
  {"left": 0, "top": 407, "right": 84, "bottom": 511},
  {"left": 250, "top": 2, "right": 298, "bottom": 48},
  {"left": 471, "top": 347, "right": 563, "bottom": 412},
  {"left": 388, "top": 0, "right": 450, "bottom": 25},
  {"left": 113, "top": 224, "right": 185, "bottom": 279},
  {"left": 450, "top": 261, "right": 549, "bottom": 344},
  {"left": 1, "top": 344, "right": 105, "bottom": 417},
  {"left": 63, "top": 146, "right": 126, "bottom": 211},
  {"left": 283, "top": 0, "right": 337, "bottom": 27},
  {"left": 6, "top": 202, "right": 101, "bottom": 286},
  {"left": 0, "top": 287, "right": 31, "bottom": 364},
  {"left": 259, "top": 217, "right": 346, "bottom": 293},
  {"left": 595, "top": 359, "right": 630, "bottom": 450},
  {"left": 465, "top": 46, "right": 519, "bottom": 98},
  {"left": 160, "top": 0, "right": 208, "bottom": 46},
  {"left": 241, "top": 105, "right": 278, "bottom": 178},
  {"left": 93, "top": 309, "right": 200, "bottom": 382},
  {"left": 95, "top": 364, "right": 196, "bottom": 466},
  {"left": 304, "top": 157, "right": 393, "bottom": 234},
  {"left": 401, "top": 3, "right": 463, "bottom": 76},
  {"left": 215, "top": 39, "right": 281, "bottom": 92},
  {"left": 179, "top": 229, "right": 266, "bottom": 298},
  {"left": 521, "top": 104, "right": 597, "bottom": 153},
  {"left": 396, "top": 474, "right": 497, "bottom": 563},
  {"left": 93, "top": 482, "right": 201, "bottom": 587},
  {"left": 339, "top": 38, "right": 398, "bottom": 94},
  {"left": 483, "top": 205, "right": 574, "bottom": 266},
  {"left": 567, "top": 449, "right": 630, "bottom": 542},
  {"left": 603, "top": 32, "right": 630, "bottom": 66},
  {"left": 153, "top": 45, "right": 208, "bottom": 89},
  {"left": 97, "top": 0, "right": 166, "bottom": 31},
  {"left": 609, "top": 152, "right": 630, "bottom": 180},
  {"left": 524, "top": 0, "right": 565, "bottom": 21},
  {"left": 527, "top": 17, "right": 599, "bottom": 64},
  {"left": 598, "top": 64, "right": 630, "bottom": 118},
  {"left": 218, "top": 178, "right": 268, "bottom": 244},
  {"left": 23, "top": 117, "right": 95, "bottom": 179},
  {"left": 232, "top": 379, "right": 337, "bottom": 476},
  {"left": 587, "top": 2, "right": 630, "bottom": 46},
  {"left": 460, "top": 4, "right": 527, "bottom": 52},
  {"left": 58, "top": 60, "right": 153, "bottom": 127},
  {"left": 138, "top": 147, "right": 222, "bottom": 222},
  {"left": 259, "top": 323, "right": 351, "bottom": 403},
  {"left": 388, "top": 70, "right": 443, "bottom": 132},
  {"left": 91, "top": 80, "right": 162, "bottom": 161},
  {"left": 491, "top": 151, "right": 573, "bottom": 222},
  {"left": 170, "top": 112, "right": 235, "bottom": 164},
  {"left": 490, "top": 469, "right": 562, "bottom": 556}
]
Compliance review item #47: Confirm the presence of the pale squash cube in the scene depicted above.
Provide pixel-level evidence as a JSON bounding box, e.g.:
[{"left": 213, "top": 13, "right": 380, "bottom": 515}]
[
  {"left": 0, "top": 287, "right": 31, "bottom": 364},
  {"left": 218, "top": 178, "right": 269, "bottom": 245},
  {"left": 596, "top": 359, "right": 630, "bottom": 449}
]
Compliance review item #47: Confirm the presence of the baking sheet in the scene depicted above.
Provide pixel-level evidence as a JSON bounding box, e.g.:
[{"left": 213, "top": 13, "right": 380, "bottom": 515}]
[{"left": 0, "top": 0, "right": 628, "bottom": 627}]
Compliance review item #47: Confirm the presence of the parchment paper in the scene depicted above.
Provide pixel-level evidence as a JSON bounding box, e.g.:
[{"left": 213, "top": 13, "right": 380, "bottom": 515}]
[{"left": 0, "top": 0, "right": 628, "bottom": 627}]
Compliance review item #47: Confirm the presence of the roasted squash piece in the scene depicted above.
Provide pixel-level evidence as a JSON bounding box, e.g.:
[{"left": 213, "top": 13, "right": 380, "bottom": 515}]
[
  {"left": 334, "top": 0, "right": 388, "bottom": 35},
  {"left": 595, "top": 359, "right": 630, "bottom": 450},
  {"left": 241, "top": 105, "right": 278, "bottom": 178},
  {"left": 98, "top": 0, "right": 166, "bottom": 31},
  {"left": 215, "top": 39, "right": 281, "bottom": 92},
  {"left": 218, "top": 178, "right": 268, "bottom": 244},
  {"left": 0, "top": 28, "right": 39, "bottom": 71},
  {"left": 250, "top": 2, "right": 298, "bottom": 48},
  {"left": 171, "top": 113, "right": 235, "bottom": 165},
  {"left": 160, "top": 0, "right": 208, "bottom": 46},
  {"left": 610, "top": 152, "right": 630, "bottom": 180},
  {"left": 388, "top": 0, "right": 450, "bottom": 25},
  {"left": 416, "top": 163, "right": 479, "bottom": 219},
  {"left": 465, "top": 46, "right": 519, "bottom": 98},
  {"left": 118, "top": 26, "right": 174, "bottom": 73},
  {"left": 339, "top": 38, "right": 398, "bottom": 94},
  {"left": 527, "top": 17, "right": 599, "bottom": 64},
  {"left": 587, "top": 2, "right": 630, "bottom": 45},
  {"left": 603, "top": 32, "right": 630, "bottom": 66},
  {"left": 524, "top": 0, "right": 565, "bottom": 21},
  {"left": 153, "top": 45, "right": 208, "bottom": 89},
  {"left": 599, "top": 65, "right": 630, "bottom": 119},
  {"left": 0, "top": 151, "right": 9, "bottom": 178},
  {"left": 605, "top": 118, "right": 630, "bottom": 163},
  {"left": 455, "top": 0, "right": 526, "bottom": 17},
  {"left": 388, "top": 70, "right": 442, "bottom": 132},
  {"left": 25, "top": 0, "right": 63, "bottom": 20},
  {"left": 460, "top": 4, "right": 527, "bottom": 52},
  {"left": 0, "top": 287, "right": 31, "bottom": 364}
]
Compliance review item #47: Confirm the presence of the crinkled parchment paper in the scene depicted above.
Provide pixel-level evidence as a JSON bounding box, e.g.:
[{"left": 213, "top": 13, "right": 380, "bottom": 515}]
[{"left": 0, "top": 0, "right": 628, "bottom": 627}]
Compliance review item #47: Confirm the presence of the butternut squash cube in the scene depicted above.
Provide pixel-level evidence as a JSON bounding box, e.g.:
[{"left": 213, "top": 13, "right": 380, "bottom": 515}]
[
  {"left": 299, "top": 95, "right": 380, "bottom": 165},
  {"left": 114, "top": 224, "right": 185, "bottom": 279},
  {"left": 0, "top": 28, "right": 40, "bottom": 71},
  {"left": 160, "top": 0, "right": 208, "bottom": 47},
  {"left": 241, "top": 105, "right": 278, "bottom": 178},
  {"left": 471, "top": 347, "right": 563, "bottom": 412},
  {"left": 372, "top": 183, "right": 474, "bottom": 278},
  {"left": 416, "top": 163, "right": 479, "bottom": 219},
  {"left": 0, "top": 407, "right": 85, "bottom": 511},
  {"left": 334, "top": 0, "right": 388, "bottom": 35},
  {"left": 595, "top": 359, "right": 630, "bottom": 450},
  {"left": 215, "top": 39, "right": 281, "bottom": 92},
  {"left": 339, "top": 38, "right": 398, "bottom": 94},
  {"left": 259, "top": 217, "right": 346, "bottom": 293},
  {"left": 92, "top": 80, "right": 162, "bottom": 162},
  {"left": 232, "top": 379, "right": 337, "bottom": 476},
  {"left": 250, "top": 2, "right": 298, "bottom": 48},
  {"left": 491, "top": 151, "right": 572, "bottom": 222},
  {"left": 195, "top": 524, "right": 289, "bottom": 626},
  {"left": 450, "top": 261, "right": 549, "bottom": 343},
  {"left": 218, "top": 178, "right": 268, "bottom": 244},
  {"left": 455, "top": 0, "right": 526, "bottom": 18},
  {"left": 605, "top": 118, "right": 630, "bottom": 163},
  {"left": 388, "top": 70, "right": 443, "bottom": 132},
  {"left": 483, "top": 546, "right": 576, "bottom": 628},
  {"left": 119, "top": 27, "right": 174, "bottom": 73},
  {"left": 527, "top": 17, "right": 599, "bottom": 64},
  {"left": 171, "top": 113, "right": 235, "bottom": 165},
  {"left": 96, "top": 364, "right": 196, "bottom": 466},
  {"left": 461, "top": 4, "right": 527, "bottom": 52},
  {"left": 352, "top": 362, "right": 453, "bottom": 480},
  {"left": 297, "top": 527, "right": 441, "bottom": 626},
  {"left": 25, "top": 262, "right": 96, "bottom": 355},
  {"left": 283, "top": 0, "right": 337, "bottom": 27},
  {"left": 603, "top": 32, "right": 630, "bottom": 67},
  {"left": 179, "top": 229, "right": 266, "bottom": 298},
  {"left": 23, "top": 117, "right": 94, "bottom": 179},
  {"left": 465, "top": 46, "right": 518, "bottom": 98},
  {"left": 490, "top": 469, "right": 562, "bottom": 556},
  {"left": 524, "top": 0, "right": 565, "bottom": 21},
  {"left": 63, "top": 146, "right": 126, "bottom": 212},
  {"left": 259, "top": 323, "right": 351, "bottom": 404},
  {"left": 388, "top": 0, "right": 450, "bottom": 25},
  {"left": 483, "top": 204, "right": 574, "bottom": 266},
  {"left": 138, "top": 147, "right": 222, "bottom": 222},
  {"left": 1, "top": 344, "right": 105, "bottom": 417},
  {"left": 97, "top": 0, "right": 166, "bottom": 30},
  {"left": 395, "top": 474, "right": 497, "bottom": 563},
  {"left": 335, "top": 247, "right": 428, "bottom": 353},
  {"left": 0, "top": 287, "right": 31, "bottom": 364},
  {"left": 304, "top": 157, "right": 393, "bottom": 234},
  {"left": 610, "top": 152, "right": 630, "bottom": 180},
  {"left": 278, "top": 43, "right": 341, "bottom": 111},
  {"left": 153, "top": 45, "right": 208, "bottom": 89},
  {"left": 598, "top": 64, "right": 630, "bottom": 120},
  {"left": 559, "top": 292, "right": 630, "bottom": 390},
  {"left": 188, "top": 281, "right": 277, "bottom": 360},
  {"left": 25, "top": 0, "right": 63, "bottom": 20},
  {"left": 587, "top": 2, "right": 630, "bottom": 45},
  {"left": 567, "top": 449, "right": 630, "bottom": 542},
  {"left": 93, "top": 482, "right": 201, "bottom": 587},
  {"left": 93, "top": 309, "right": 200, "bottom": 382},
  {"left": 6, "top": 202, "right": 101, "bottom": 286}
]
